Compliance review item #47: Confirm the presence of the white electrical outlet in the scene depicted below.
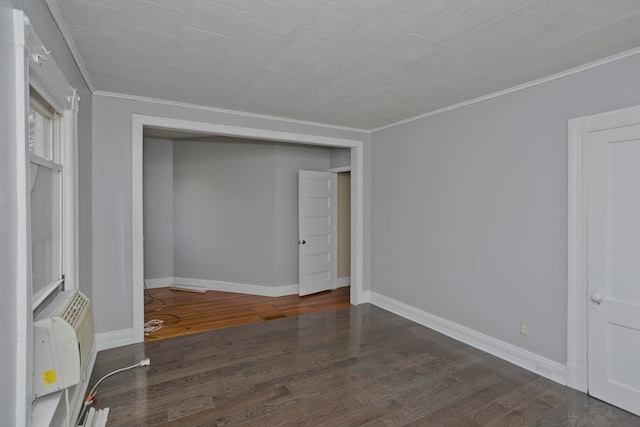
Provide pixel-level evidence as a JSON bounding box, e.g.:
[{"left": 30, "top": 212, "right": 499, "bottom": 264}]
[{"left": 520, "top": 321, "right": 529, "bottom": 337}]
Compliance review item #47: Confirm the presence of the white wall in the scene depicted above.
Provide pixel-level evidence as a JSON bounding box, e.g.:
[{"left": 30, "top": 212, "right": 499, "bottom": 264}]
[
  {"left": 92, "top": 94, "right": 369, "bottom": 334},
  {"left": 370, "top": 53, "right": 640, "bottom": 365},
  {"left": 143, "top": 137, "right": 174, "bottom": 280}
]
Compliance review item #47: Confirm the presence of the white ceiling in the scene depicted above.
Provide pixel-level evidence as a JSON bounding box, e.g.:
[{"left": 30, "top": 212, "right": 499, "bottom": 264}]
[{"left": 54, "top": 0, "right": 640, "bottom": 130}]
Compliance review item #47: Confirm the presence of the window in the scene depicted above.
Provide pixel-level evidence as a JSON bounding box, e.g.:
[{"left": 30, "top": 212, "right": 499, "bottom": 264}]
[
  {"left": 29, "top": 89, "right": 64, "bottom": 304},
  {"left": 25, "top": 19, "right": 79, "bottom": 314}
]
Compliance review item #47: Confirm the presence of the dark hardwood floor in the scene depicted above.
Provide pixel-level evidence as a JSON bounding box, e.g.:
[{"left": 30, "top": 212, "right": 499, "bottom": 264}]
[
  {"left": 143, "top": 286, "right": 352, "bottom": 341},
  {"left": 89, "top": 305, "right": 638, "bottom": 426}
]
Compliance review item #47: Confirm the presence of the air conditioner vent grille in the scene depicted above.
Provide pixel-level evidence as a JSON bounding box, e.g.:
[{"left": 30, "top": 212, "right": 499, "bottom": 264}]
[{"left": 61, "top": 292, "right": 88, "bottom": 328}]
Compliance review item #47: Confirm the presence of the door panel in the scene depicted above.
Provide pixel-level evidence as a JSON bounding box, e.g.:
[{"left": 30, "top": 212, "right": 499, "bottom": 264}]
[
  {"left": 298, "top": 171, "right": 337, "bottom": 296},
  {"left": 587, "top": 124, "right": 640, "bottom": 416}
]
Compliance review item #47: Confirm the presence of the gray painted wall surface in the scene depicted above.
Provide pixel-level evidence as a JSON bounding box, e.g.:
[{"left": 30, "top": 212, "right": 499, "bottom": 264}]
[
  {"left": 146, "top": 139, "right": 331, "bottom": 287},
  {"left": 173, "top": 140, "right": 277, "bottom": 285},
  {"left": 1, "top": 0, "right": 93, "bottom": 423},
  {"left": 143, "top": 138, "right": 174, "bottom": 279},
  {"left": 370, "top": 54, "right": 640, "bottom": 364},
  {"left": 274, "top": 143, "right": 332, "bottom": 285},
  {"left": 92, "top": 95, "right": 369, "bottom": 333},
  {"left": 330, "top": 147, "right": 351, "bottom": 168}
]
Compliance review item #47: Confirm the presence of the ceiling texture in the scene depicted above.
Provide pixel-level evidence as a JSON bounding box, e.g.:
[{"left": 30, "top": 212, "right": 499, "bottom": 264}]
[{"left": 54, "top": 0, "right": 640, "bottom": 130}]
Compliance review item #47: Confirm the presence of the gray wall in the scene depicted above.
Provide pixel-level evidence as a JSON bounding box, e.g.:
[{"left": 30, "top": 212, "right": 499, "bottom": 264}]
[
  {"left": 173, "top": 139, "right": 277, "bottom": 285},
  {"left": 330, "top": 147, "right": 351, "bottom": 169},
  {"left": 370, "top": 53, "right": 640, "bottom": 365},
  {"left": 143, "top": 138, "right": 174, "bottom": 279},
  {"left": 274, "top": 143, "right": 332, "bottom": 285},
  {"left": 92, "top": 95, "right": 369, "bottom": 333},
  {"left": 145, "top": 138, "right": 331, "bottom": 287},
  {"left": 1, "top": 0, "right": 92, "bottom": 424}
]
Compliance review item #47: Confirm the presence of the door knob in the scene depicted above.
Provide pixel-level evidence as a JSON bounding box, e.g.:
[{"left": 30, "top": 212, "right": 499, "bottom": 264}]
[
  {"left": 301, "top": 240, "right": 306, "bottom": 245},
  {"left": 590, "top": 287, "right": 605, "bottom": 312},
  {"left": 591, "top": 292, "right": 603, "bottom": 303}
]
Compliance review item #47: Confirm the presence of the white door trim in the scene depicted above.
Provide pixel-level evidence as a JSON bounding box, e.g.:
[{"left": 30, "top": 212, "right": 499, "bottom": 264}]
[
  {"left": 132, "top": 114, "right": 365, "bottom": 342},
  {"left": 567, "top": 104, "right": 640, "bottom": 392}
]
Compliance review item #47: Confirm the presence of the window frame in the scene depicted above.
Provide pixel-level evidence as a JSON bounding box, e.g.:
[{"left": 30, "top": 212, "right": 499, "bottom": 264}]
[
  {"left": 29, "top": 88, "right": 65, "bottom": 308},
  {"left": 27, "top": 27, "right": 79, "bottom": 311}
]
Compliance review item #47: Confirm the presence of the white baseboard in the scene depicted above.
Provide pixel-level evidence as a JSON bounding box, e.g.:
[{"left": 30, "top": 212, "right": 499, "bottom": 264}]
[
  {"left": 337, "top": 277, "right": 350, "bottom": 288},
  {"left": 174, "top": 277, "right": 299, "bottom": 297},
  {"left": 144, "top": 277, "right": 173, "bottom": 288},
  {"left": 95, "top": 328, "right": 135, "bottom": 351},
  {"left": 359, "top": 289, "right": 372, "bottom": 304},
  {"left": 566, "top": 363, "right": 588, "bottom": 392},
  {"left": 369, "top": 292, "right": 567, "bottom": 385},
  {"left": 146, "top": 276, "right": 353, "bottom": 296}
]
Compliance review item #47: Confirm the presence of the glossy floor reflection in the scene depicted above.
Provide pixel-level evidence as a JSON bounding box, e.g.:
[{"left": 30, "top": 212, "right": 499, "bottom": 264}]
[{"left": 91, "top": 305, "right": 638, "bottom": 426}]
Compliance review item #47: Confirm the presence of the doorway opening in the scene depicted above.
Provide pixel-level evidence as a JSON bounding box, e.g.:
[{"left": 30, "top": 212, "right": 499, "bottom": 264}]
[
  {"left": 337, "top": 171, "right": 351, "bottom": 288},
  {"left": 141, "top": 132, "right": 352, "bottom": 340},
  {"left": 132, "top": 114, "right": 365, "bottom": 342}
]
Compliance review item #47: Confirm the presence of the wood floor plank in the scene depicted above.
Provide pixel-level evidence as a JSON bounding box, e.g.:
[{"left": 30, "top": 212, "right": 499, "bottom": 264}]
[
  {"left": 467, "top": 377, "right": 562, "bottom": 425},
  {"left": 143, "top": 286, "right": 351, "bottom": 341},
  {"left": 86, "top": 304, "right": 640, "bottom": 426},
  {"left": 412, "top": 377, "right": 523, "bottom": 426}
]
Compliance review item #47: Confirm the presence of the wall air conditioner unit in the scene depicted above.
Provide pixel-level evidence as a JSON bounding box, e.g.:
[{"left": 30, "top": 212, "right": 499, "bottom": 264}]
[{"left": 33, "top": 289, "right": 94, "bottom": 398}]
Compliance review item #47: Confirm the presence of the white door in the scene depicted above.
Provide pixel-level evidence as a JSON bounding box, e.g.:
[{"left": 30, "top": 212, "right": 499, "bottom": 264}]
[
  {"left": 587, "top": 123, "right": 640, "bottom": 416},
  {"left": 298, "top": 170, "right": 337, "bottom": 296}
]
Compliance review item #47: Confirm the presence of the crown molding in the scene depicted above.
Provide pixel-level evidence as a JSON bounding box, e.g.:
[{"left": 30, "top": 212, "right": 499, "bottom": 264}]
[
  {"left": 44, "top": 0, "right": 95, "bottom": 92},
  {"left": 371, "top": 47, "right": 640, "bottom": 133},
  {"left": 94, "top": 90, "right": 370, "bottom": 134}
]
